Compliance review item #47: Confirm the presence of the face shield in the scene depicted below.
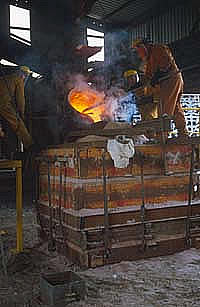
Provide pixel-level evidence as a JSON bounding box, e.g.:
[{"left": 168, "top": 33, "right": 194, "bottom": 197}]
[{"left": 123, "top": 70, "right": 139, "bottom": 91}]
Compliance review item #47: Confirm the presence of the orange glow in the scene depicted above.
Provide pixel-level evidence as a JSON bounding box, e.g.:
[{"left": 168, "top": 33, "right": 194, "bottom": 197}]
[{"left": 68, "top": 88, "right": 105, "bottom": 122}]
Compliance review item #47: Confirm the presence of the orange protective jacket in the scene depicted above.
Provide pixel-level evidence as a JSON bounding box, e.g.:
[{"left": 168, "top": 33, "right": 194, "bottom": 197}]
[{"left": 144, "top": 44, "right": 186, "bottom": 132}]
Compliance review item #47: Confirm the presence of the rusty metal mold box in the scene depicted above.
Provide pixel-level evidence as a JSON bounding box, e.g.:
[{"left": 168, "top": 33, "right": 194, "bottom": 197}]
[
  {"left": 40, "top": 271, "right": 86, "bottom": 306},
  {"left": 36, "top": 141, "right": 200, "bottom": 268}
]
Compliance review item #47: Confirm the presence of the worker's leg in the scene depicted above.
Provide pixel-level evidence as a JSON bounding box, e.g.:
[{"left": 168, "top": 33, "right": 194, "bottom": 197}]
[
  {"left": 139, "top": 102, "right": 158, "bottom": 121},
  {"left": 138, "top": 102, "right": 158, "bottom": 139},
  {"left": 160, "top": 75, "right": 187, "bottom": 136},
  {"left": 0, "top": 103, "right": 33, "bottom": 149},
  {"left": 173, "top": 92, "right": 188, "bottom": 136}
]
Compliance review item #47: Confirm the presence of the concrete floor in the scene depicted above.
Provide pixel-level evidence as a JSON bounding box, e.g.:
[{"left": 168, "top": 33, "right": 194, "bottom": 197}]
[{"left": 1, "top": 206, "right": 200, "bottom": 306}]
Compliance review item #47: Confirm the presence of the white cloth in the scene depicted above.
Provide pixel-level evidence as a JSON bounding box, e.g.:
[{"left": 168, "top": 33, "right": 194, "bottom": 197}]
[
  {"left": 134, "top": 134, "right": 149, "bottom": 145},
  {"left": 107, "top": 137, "right": 135, "bottom": 168}
]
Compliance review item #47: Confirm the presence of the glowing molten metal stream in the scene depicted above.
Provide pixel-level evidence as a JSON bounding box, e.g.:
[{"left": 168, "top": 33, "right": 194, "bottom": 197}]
[{"left": 68, "top": 88, "right": 105, "bottom": 123}]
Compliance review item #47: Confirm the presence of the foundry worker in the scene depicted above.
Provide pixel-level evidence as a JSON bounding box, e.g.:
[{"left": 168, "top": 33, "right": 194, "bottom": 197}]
[
  {"left": 131, "top": 38, "right": 188, "bottom": 139},
  {"left": 123, "top": 69, "right": 157, "bottom": 122},
  {"left": 0, "top": 65, "right": 34, "bottom": 151}
]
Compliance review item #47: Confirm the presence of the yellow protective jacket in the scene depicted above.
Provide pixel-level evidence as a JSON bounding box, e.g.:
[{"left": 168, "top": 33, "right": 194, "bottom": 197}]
[
  {"left": 0, "top": 73, "right": 33, "bottom": 149},
  {"left": 0, "top": 73, "right": 25, "bottom": 117}
]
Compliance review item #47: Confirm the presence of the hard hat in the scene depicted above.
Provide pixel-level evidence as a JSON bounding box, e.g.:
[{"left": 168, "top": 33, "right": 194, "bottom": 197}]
[
  {"left": 123, "top": 70, "right": 138, "bottom": 78},
  {"left": 19, "top": 66, "right": 32, "bottom": 75},
  {"left": 131, "top": 38, "right": 150, "bottom": 48}
]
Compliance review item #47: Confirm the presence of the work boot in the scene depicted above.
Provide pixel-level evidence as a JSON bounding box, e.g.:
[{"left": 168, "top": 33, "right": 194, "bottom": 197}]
[{"left": 177, "top": 129, "right": 190, "bottom": 141}]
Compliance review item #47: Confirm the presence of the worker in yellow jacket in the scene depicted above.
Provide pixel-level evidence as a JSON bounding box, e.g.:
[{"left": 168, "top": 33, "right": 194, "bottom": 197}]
[{"left": 0, "top": 66, "right": 33, "bottom": 150}]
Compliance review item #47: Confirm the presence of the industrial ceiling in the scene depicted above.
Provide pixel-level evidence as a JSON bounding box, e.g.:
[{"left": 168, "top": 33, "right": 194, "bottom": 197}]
[
  {"left": 87, "top": 0, "right": 197, "bottom": 28},
  {"left": 6, "top": 0, "right": 198, "bottom": 28}
]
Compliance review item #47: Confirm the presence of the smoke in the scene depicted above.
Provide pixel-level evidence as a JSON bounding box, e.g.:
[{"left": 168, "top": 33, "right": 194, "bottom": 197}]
[
  {"left": 105, "top": 87, "right": 138, "bottom": 123},
  {"left": 104, "top": 30, "right": 129, "bottom": 66},
  {"left": 104, "top": 30, "right": 141, "bottom": 71}
]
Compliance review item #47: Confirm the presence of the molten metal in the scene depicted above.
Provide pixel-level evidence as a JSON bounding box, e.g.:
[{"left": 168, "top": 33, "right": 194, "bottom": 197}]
[{"left": 68, "top": 88, "right": 105, "bottom": 122}]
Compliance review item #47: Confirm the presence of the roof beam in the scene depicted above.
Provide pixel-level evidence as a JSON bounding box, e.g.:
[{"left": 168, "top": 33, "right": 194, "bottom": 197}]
[{"left": 102, "top": 0, "right": 136, "bottom": 21}]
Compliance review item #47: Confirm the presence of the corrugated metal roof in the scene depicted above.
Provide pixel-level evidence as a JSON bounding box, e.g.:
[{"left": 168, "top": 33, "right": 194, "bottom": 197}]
[
  {"left": 88, "top": 0, "right": 160, "bottom": 24},
  {"left": 88, "top": 0, "right": 192, "bottom": 27}
]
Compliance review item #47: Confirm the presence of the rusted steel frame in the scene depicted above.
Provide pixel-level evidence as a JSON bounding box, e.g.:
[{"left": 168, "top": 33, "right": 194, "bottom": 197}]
[
  {"left": 63, "top": 159, "right": 67, "bottom": 212},
  {"left": 66, "top": 236, "right": 186, "bottom": 268},
  {"left": 58, "top": 158, "right": 71, "bottom": 253},
  {"left": 47, "top": 158, "right": 56, "bottom": 251},
  {"left": 58, "top": 160, "right": 63, "bottom": 231},
  {"left": 68, "top": 118, "right": 172, "bottom": 138},
  {"left": 160, "top": 113, "right": 168, "bottom": 175},
  {"left": 34, "top": 160, "right": 47, "bottom": 237},
  {"left": 58, "top": 161, "right": 63, "bottom": 227},
  {"left": 139, "top": 152, "right": 146, "bottom": 251},
  {"left": 102, "top": 148, "right": 111, "bottom": 258},
  {"left": 185, "top": 145, "right": 195, "bottom": 247},
  {"left": 167, "top": 136, "right": 200, "bottom": 145},
  {"left": 39, "top": 213, "right": 200, "bottom": 249},
  {"left": 90, "top": 236, "right": 186, "bottom": 267},
  {"left": 38, "top": 200, "right": 200, "bottom": 230}
]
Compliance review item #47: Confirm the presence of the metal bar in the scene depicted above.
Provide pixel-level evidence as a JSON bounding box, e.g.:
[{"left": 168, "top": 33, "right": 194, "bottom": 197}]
[
  {"left": 0, "top": 234, "right": 8, "bottom": 277},
  {"left": 102, "top": 149, "right": 110, "bottom": 258},
  {"left": 59, "top": 161, "right": 63, "bottom": 228},
  {"left": 9, "top": 33, "right": 31, "bottom": 44},
  {"left": 0, "top": 160, "right": 23, "bottom": 253},
  {"left": 47, "top": 160, "right": 55, "bottom": 251},
  {"left": 139, "top": 153, "right": 146, "bottom": 251},
  {"left": 63, "top": 160, "right": 67, "bottom": 209},
  {"left": 183, "top": 108, "right": 200, "bottom": 111},
  {"left": 160, "top": 113, "right": 168, "bottom": 175},
  {"left": 185, "top": 145, "right": 195, "bottom": 247},
  {"left": 135, "top": 65, "right": 200, "bottom": 95},
  {"left": 16, "top": 162, "right": 23, "bottom": 253},
  {"left": 10, "top": 26, "right": 30, "bottom": 30},
  {"left": 167, "top": 136, "right": 200, "bottom": 145},
  {"left": 68, "top": 118, "right": 172, "bottom": 138},
  {"left": 87, "top": 35, "right": 104, "bottom": 39},
  {"left": 34, "top": 161, "right": 46, "bottom": 237},
  {"left": 0, "top": 160, "right": 22, "bottom": 169}
]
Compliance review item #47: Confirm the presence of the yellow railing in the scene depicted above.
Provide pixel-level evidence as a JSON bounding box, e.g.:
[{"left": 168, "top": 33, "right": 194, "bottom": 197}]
[{"left": 0, "top": 160, "right": 23, "bottom": 253}]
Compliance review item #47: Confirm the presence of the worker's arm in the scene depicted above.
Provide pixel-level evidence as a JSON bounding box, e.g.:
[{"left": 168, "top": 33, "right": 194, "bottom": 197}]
[
  {"left": 156, "top": 45, "right": 174, "bottom": 73},
  {"left": 146, "top": 45, "right": 176, "bottom": 87},
  {"left": 15, "top": 77, "right": 25, "bottom": 118}
]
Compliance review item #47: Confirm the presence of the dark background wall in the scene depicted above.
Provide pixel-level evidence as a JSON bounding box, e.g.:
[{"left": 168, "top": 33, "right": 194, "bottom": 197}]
[{"left": 0, "top": 1, "right": 87, "bottom": 75}]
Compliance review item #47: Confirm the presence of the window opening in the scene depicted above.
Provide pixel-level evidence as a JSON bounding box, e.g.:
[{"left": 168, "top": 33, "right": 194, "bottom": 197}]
[
  {"left": 87, "top": 27, "right": 104, "bottom": 62},
  {"left": 9, "top": 5, "right": 31, "bottom": 46}
]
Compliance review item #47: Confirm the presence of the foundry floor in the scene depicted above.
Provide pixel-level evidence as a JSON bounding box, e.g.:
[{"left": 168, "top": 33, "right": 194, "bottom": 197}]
[{"left": 0, "top": 205, "right": 200, "bottom": 306}]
